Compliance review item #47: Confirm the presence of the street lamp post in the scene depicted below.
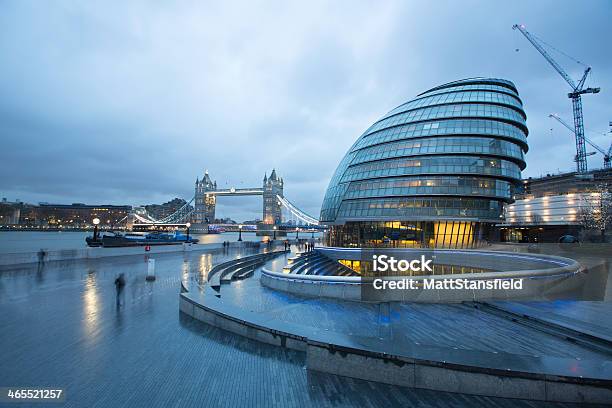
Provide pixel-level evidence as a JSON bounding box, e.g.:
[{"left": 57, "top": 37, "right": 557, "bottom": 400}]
[
  {"left": 92, "top": 218, "right": 100, "bottom": 241},
  {"left": 238, "top": 224, "right": 243, "bottom": 242},
  {"left": 186, "top": 222, "right": 191, "bottom": 241},
  {"left": 273, "top": 225, "right": 277, "bottom": 240},
  {"left": 296, "top": 227, "right": 300, "bottom": 241}
]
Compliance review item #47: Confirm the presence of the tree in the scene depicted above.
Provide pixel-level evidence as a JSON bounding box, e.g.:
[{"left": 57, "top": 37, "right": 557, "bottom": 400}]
[{"left": 579, "top": 183, "right": 612, "bottom": 242}]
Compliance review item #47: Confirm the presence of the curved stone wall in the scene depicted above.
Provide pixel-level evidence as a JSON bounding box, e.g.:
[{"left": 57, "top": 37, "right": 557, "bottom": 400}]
[{"left": 261, "top": 248, "right": 584, "bottom": 302}]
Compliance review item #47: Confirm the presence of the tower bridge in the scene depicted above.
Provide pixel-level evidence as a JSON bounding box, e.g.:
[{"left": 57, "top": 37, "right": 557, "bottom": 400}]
[{"left": 130, "top": 169, "right": 319, "bottom": 232}]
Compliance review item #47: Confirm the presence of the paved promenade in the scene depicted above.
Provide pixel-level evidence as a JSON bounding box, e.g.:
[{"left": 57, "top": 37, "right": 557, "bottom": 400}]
[
  {"left": 196, "top": 252, "right": 611, "bottom": 362},
  {"left": 0, "top": 245, "right": 608, "bottom": 407},
  {"left": 183, "top": 249, "right": 611, "bottom": 402}
]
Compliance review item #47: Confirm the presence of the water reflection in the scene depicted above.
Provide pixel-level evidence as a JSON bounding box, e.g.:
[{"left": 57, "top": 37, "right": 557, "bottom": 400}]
[
  {"left": 182, "top": 258, "right": 190, "bottom": 286},
  {"left": 198, "top": 254, "right": 213, "bottom": 285},
  {"left": 83, "top": 269, "right": 99, "bottom": 340}
]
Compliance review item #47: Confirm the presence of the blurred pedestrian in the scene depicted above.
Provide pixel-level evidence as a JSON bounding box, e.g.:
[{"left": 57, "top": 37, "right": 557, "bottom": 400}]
[{"left": 115, "top": 273, "right": 126, "bottom": 306}]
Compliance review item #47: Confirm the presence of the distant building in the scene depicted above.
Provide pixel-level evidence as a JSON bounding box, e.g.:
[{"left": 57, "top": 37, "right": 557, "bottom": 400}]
[
  {"left": 35, "top": 203, "right": 131, "bottom": 228},
  {"left": 213, "top": 217, "right": 237, "bottom": 224},
  {"left": 18, "top": 204, "right": 37, "bottom": 226},
  {"left": 144, "top": 198, "right": 189, "bottom": 221},
  {"left": 521, "top": 168, "right": 612, "bottom": 196},
  {"left": 499, "top": 168, "right": 612, "bottom": 242},
  {"left": 241, "top": 219, "right": 261, "bottom": 225},
  {"left": 0, "top": 198, "right": 21, "bottom": 225}
]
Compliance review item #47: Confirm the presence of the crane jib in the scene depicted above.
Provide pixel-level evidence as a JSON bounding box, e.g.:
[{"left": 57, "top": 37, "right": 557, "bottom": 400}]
[{"left": 513, "top": 23, "right": 600, "bottom": 173}]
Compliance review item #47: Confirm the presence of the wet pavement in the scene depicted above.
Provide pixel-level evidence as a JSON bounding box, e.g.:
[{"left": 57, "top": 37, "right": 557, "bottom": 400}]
[
  {"left": 0, "top": 246, "right": 608, "bottom": 407},
  {"left": 204, "top": 253, "right": 611, "bottom": 362}
]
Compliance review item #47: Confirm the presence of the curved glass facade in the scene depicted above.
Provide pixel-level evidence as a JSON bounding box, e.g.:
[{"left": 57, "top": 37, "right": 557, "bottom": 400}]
[{"left": 320, "top": 78, "right": 528, "bottom": 248}]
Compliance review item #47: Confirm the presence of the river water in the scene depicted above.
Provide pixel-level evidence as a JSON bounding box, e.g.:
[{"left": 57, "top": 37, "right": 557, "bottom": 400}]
[{"left": 0, "top": 231, "right": 320, "bottom": 254}]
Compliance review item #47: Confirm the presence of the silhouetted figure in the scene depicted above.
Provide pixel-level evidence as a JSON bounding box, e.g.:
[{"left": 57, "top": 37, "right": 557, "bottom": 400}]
[{"left": 115, "top": 273, "right": 126, "bottom": 306}]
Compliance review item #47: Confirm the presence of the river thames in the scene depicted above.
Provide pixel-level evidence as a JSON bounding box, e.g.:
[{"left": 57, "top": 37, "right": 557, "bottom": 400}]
[{"left": 0, "top": 231, "right": 320, "bottom": 254}]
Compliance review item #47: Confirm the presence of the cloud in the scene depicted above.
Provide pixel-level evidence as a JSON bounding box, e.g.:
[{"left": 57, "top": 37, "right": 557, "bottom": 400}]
[{"left": 1, "top": 0, "right": 611, "bottom": 221}]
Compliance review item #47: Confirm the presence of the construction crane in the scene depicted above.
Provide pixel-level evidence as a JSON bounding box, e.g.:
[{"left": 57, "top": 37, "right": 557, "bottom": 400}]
[
  {"left": 549, "top": 113, "right": 611, "bottom": 168},
  {"left": 609, "top": 121, "right": 612, "bottom": 166},
  {"left": 513, "top": 24, "right": 600, "bottom": 173}
]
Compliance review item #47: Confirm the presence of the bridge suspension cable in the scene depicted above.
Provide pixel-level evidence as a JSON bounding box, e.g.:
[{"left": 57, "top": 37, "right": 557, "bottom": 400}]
[
  {"left": 276, "top": 195, "right": 319, "bottom": 225},
  {"left": 155, "top": 196, "right": 195, "bottom": 223},
  {"left": 134, "top": 196, "right": 195, "bottom": 224},
  {"left": 133, "top": 213, "right": 158, "bottom": 224}
]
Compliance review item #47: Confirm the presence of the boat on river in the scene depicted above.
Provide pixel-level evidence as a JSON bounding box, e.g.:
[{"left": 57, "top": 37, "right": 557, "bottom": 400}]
[{"left": 86, "top": 231, "right": 198, "bottom": 247}]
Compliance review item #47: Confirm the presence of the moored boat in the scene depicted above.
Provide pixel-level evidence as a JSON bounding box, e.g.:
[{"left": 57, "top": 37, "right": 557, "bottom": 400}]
[{"left": 86, "top": 231, "right": 198, "bottom": 247}]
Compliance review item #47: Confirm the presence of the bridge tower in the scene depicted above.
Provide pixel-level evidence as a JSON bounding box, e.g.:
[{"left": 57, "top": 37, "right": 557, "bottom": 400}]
[
  {"left": 263, "top": 169, "right": 283, "bottom": 225},
  {"left": 193, "top": 170, "right": 217, "bottom": 228}
]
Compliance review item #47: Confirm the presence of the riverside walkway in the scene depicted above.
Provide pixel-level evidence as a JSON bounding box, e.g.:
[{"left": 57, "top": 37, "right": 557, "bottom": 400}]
[{"left": 0, "top": 244, "right": 609, "bottom": 407}]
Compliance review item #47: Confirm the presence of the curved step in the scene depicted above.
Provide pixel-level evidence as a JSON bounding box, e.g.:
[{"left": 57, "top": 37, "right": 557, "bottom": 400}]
[
  {"left": 221, "top": 260, "right": 262, "bottom": 283},
  {"left": 300, "top": 256, "right": 337, "bottom": 275},
  {"left": 284, "top": 252, "right": 317, "bottom": 273},
  {"left": 233, "top": 265, "right": 258, "bottom": 280},
  {"left": 210, "top": 250, "right": 289, "bottom": 290}
]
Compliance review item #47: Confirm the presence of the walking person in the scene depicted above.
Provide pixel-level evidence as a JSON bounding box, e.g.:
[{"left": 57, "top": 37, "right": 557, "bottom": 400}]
[{"left": 115, "top": 273, "right": 126, "bottom": 306}]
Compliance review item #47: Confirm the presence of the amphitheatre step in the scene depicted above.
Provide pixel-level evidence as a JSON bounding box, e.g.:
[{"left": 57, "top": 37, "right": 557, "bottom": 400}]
[
  {"left": 210, "top": 250, "right": 289, "bottom": 290},
  {"left": 221, "top": 261, "right": 262, "bottom": 283}
]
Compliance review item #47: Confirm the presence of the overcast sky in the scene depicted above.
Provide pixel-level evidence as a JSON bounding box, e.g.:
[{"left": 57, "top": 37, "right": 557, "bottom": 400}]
[{"left": 1, "top": 0, "right": 611, "bottom": 222}]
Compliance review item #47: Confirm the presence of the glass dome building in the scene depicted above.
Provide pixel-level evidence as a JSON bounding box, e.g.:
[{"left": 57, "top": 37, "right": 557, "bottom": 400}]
[{"left": 320, "top": 78, "right": 528, "bottom": 248}]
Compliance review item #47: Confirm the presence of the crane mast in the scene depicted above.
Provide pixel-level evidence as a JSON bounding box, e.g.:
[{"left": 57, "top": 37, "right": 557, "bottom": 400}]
[
  {"left": 549, "top": 114, "right": 611, "bottom": 168},
  {"left": 608, "top": 121, "right": 612, "bottom": 168},
  {"left": 513, "top": 24, "right": 600, "bottom": 173}
]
